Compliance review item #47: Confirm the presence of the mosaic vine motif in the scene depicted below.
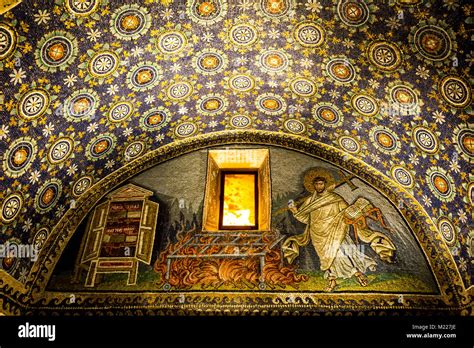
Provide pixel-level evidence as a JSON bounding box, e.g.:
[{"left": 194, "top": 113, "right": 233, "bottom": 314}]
[{"left": 0, "top": 0, "right": 471, "bottom": 291}]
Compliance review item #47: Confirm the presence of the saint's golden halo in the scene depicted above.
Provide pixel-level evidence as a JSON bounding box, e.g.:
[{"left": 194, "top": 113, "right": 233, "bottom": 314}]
[{"left": 303, "top": 167, "right": 335, "bottom": 193}]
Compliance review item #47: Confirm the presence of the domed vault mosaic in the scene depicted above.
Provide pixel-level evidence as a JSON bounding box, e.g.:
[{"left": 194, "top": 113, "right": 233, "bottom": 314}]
[{"left": 0, "top": 0, "right": 472, "bottom": 313}]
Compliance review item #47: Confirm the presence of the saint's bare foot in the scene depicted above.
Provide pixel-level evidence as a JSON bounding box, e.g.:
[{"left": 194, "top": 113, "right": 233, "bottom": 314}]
[
  {"left": 354, "top": 272, "right": 369, "bottom": 287},
  {"left": 324, "top": 279, "right": 337, "bottom": 292}
]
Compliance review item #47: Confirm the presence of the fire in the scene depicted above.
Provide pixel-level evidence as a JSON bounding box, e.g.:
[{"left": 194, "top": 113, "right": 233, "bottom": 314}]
[{"left": 222, "top": 173, "right": 256, "bottom": 227}]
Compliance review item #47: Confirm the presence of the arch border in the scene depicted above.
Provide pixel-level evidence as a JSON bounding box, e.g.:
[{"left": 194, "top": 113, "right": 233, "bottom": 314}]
[{"left": 1, "top": 130, "right": 470, "bottom": 315}]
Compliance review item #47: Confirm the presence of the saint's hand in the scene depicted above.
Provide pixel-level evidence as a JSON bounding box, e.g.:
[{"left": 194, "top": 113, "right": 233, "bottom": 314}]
[{"left": 288, "top": 200, "right": 297, "bottom": 213}]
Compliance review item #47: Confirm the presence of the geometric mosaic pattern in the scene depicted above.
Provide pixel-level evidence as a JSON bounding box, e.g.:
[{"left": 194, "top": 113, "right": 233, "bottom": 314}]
[{"left": 0, "top": 0, "right": 472, "bottom": 287}]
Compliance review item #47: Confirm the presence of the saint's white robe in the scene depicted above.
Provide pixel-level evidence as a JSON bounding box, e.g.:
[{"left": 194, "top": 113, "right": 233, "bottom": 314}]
[{"left": 283, "top": 191, "right": 376, "bottom": 279}]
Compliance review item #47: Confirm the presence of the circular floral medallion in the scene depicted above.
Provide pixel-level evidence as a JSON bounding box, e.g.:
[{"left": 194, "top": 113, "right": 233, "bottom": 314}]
[
  {"left": 1, "top": 193, "right": 23, "bottom": 223},
  {"left": 72, "top": 175, "right": 93, "bottom": 197},
  {"left": 124, "top": 141, "right": 145, "bottom": 160},
  {"left": 411, "top": 23, "right": 453, "bottom": 63},
  {"left": 258, "top": 49, "right": 290, "bottom": 74},
  {"left": 290, "top": 77, "right": 317, "bottom": 98},
  {"left": 140, "top": 107, "right": 170, "bottom": 132},
  {"left": 325, "top": 58, "right": 356, "bottom": 84},
  {"left": 312, "top": 103, "right": 344, "bottom": 128},
  {"left": 338, "top": 135, "right": 361, "bottom": 154},
  {"left": 35, "top": 31, "right": 78, "bottom": 72},
  {"left": 255, "top": 93, "right": 287, "bottom": 116},
  {"left": 110, "top": 4, "right": 151, "bottom": 41},
  {"left": 47, "top": 137, "right": 74, "bottom": 165},
  {"left": 35, "top": 179, "right": 62, "bottom": 213},
  {"left": 426, "top": 167, "right": 455, "bottom": 202},
  {"left": 260, "top": 0, "right": 292, "bottom": 18},
  {"left": 187, "top": 0, "right": 228, "bottom": 26},
  {"left": 337, "top": 0, "right": 370, "bottom": 27},
  {"left": 197, "top": 94, "right": 228, "bottom": 116},
  {"left": 0, "top": 23, "right": 17, "bottom": 61},
  {"left": 370, "top": 126, "right": 400, "bottom": 154},
  {"left": 88, "top": 50, "right": 120, "bottom": 78},
  {"left": 167, "top": 81, "right": 193, "bottom": 102},
  {"left": 438, "top": 75, "right": 471, "bottom": 109},
  {"left": 230, "top": 114, "right": 252, "bottom": 129},
  {"left": 228, "top": 74, "right": 255, "bottom": 93},
  {"left": 437, "top": 217, "right": 456, "bottom": 246},
  {"left": 193, "top": 48, "right": 228, "bottom": 75},
  {"left": 33, "top": 228, "right": 49, "bottom": 251},
  {"left": 108, "top": 101, "right": 134, "bottom": 123},
  {"left": 467, "top": 182, "right": 474, "bottom": 206},
  {"left": 350, "top": 93, "right": 379, "bottom": 117},
  {"left": 453, "top": 125, "right": 474, "bottom": 162},
  {"left": 175, "top": 122, "right": 197, "bottom": 138},
  {"left": 0, "top": 238, "right": 20, "bottom": 274},
  {"left": 293, "top": 21, "right": 325, "bottom": 47},
  {"left": 156, "top": 30, "right": 187, "bottom": 55},
  {"left": 17, "top": 89, "right": 50, "bottom": 121},
  {"left": 412, "top": 126, "right": 439, "bottom": 154},
  {"left": 127, "top": 62, "right": 162, "bottom": 91},
  {"left": 229, "top": 24, "right": 258, "bottom": 47},
  {"left": 284, "top": 119, "right": 306, "bottom": 134},
  {"left": 63, "top": 89, "right": 99, "bottom": 122},
  {"left": 391, "top": 165, "right": 414, "bottom": 189},
  {"left": 389, "top": 84, "right": 419, "bottom": 113},
  {"left": 86, "top": 134, "right": 116, "bottom": 161},
  {"left": 3, "top": 137, "right": 37, "bottom": 178},
  {"left": 64, "top": 0, "right": 100, "bottom": 16},
  {"left": 366, "top": 40, "right": 402, "bottom": 72}
]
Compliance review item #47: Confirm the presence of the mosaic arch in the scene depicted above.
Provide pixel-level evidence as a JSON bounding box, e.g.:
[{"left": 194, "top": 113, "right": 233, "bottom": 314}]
[
  {"left": 0, "top": 0, "right": 472, "bottom": 312},
  {"left": 1, "top": 131, "right": 470, "bottom": 315}
]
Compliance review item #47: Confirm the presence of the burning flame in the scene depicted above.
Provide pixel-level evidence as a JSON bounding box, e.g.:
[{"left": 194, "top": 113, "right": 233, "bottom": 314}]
[{"left": 154, "top": 231, "right": 309, "bottom": 289}]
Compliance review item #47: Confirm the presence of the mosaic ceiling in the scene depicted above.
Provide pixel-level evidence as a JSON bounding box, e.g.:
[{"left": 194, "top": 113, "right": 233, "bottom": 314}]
[{"left": 0, "top": 0, "right": 472, "bottom": 288}]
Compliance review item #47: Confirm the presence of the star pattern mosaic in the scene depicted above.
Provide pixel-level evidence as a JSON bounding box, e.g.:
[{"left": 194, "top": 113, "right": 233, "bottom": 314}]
[{"left": 0, "top": 0, "right": 472, "bottom": 287}]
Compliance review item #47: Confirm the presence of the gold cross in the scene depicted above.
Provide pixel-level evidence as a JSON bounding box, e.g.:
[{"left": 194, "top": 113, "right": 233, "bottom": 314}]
[{"left": 337, "top": 170, "right": 358, "bottom": 191}]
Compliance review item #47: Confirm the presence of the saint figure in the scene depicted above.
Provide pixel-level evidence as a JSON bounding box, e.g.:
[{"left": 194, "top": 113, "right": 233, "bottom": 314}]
[{"left": 282, "top": 168, "right": 394, "bottom": 292}]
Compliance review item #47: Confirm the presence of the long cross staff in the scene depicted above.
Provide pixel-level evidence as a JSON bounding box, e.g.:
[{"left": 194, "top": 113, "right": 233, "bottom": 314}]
[{"left": 273, "top": 170, "right": 358, "bottom": 217}]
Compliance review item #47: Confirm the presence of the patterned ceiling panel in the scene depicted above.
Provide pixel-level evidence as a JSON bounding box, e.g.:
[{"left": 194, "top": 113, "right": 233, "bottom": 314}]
[{"left": 0, "top": 0, "right": 472, "bottom": 287}]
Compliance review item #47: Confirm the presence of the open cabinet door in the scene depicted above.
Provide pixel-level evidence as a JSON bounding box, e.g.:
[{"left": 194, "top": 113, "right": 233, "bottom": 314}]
[
  {"left": 203, "top": 155, "right": 220, "bottom": 231},
  {"left": 81, "top": 201, "right": 109, "bottom": 263},
  {"left": 136, "top": 200, "right": 159, "bottom": 265}
]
